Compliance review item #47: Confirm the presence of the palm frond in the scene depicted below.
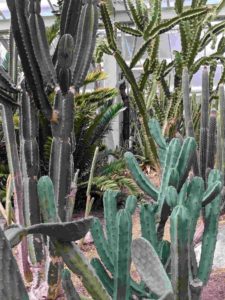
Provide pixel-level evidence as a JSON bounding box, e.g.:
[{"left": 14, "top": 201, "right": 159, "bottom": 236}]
[
  {"left": 83, "top": 71, "right": 108, "bottom": 85},
  {"left": 75, "top": 88, "right": 118, "bottom": 105}
]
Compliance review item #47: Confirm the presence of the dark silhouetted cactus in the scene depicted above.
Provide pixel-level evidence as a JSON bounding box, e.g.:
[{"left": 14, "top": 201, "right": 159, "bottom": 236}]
[{"left": 0, "top": 0, "right": 99, "bottom": 296}]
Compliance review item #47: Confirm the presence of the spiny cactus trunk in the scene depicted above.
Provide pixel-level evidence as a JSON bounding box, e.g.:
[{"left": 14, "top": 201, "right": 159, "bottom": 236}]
[
  {"left": 119, "top": 80, "right": 130, "bottom": 145},
  {"left": 0, "top": 103, "right": 32, "bottom": 281},
  {"left": 50, "top": 91, "right": 74, "bottom": 221},
  {"left": 182, "top": 67, "right": 199, "bottom": 175},
  {"left": 219, "top": 84, "right": 225, "bottom": 185},
  {"left": 20, "top": 88, "right": 45, "bottom": 284},
  {"left": 0, "top": 227, "right": 29, "bottom": 299},
  {"left": 206, "top": 109, "right": 217, "bottom": 170},
  {"left": 199, "top": 66, "right": 209, "bottom": 182}
]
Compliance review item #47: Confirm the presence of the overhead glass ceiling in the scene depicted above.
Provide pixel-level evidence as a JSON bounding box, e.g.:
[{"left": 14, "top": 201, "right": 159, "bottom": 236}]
[
  {"left": 0, "top": 0, "right": 58, "bottom": 20},
  {"left": 0, "top": 0, "right": 221, "bottom": 20},
  {"left": 0, "top": 0, "right": 223, "bottom": 90}
]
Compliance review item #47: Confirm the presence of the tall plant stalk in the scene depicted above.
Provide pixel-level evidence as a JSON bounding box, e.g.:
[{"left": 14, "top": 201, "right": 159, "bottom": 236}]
[{"left": 1, "top": 104, "right": 32, "bottom": 281}]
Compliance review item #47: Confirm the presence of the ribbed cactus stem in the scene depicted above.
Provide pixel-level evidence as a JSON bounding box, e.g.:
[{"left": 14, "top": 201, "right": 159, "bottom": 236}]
[
  {"left": 62, "top": 269, "right": 81, "bottom": 300},
  {"left": 206, "top": 109, "right": 217, "bottom": 169},
  {"left": 219, "top": 84, "right": 225, "bottom": 184},
  {"left": 170, "top": 205, "right": 190, "bottom": 299},
  {"left": 1, "top": 103, "right": 31, "bottom": 281},
  {"left": 20, "top": 88, "right": 44, "bottom": 267},
  {"left": 199, "top": 66, "right": 209, "bottom": 181},
  {"left": 198, "top": 170, "right": 222, "bottom": 283},
  {"left": 0, "top": 227, "right": 29, "bottom": 299},
  {"left": 54, "top": 240, "right": 111, "bottom": 300},
  {"left": 113, "top": 209, "right": 132, "bottom": 300},
  {"left": 182, "top": 67, "right": 199, "bottom": 175},
  {"left": 216, "top": 112, "right": 222, "bottom": 170}
]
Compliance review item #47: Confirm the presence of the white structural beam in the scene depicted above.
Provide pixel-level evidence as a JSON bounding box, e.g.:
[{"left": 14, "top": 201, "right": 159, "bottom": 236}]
[{"left": 103, "top": 54, "right": 122, "bottom": 151}]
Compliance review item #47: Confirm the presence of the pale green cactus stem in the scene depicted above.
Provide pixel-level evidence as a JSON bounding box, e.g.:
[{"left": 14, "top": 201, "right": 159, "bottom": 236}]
[
  {"left": 1, "top": 103, "right": 32, "bottom": 282},
  {"left": 182, "top": 66, "right": 199, "bottom": 175},
  {"left": 199, "top": 66, "right": 209, "bottom": 181},
  {"left": 219, "top": 84, "right": 225, "bottom": 185},
  {"left": 20, "top": 87, "right": 45, "bottom": 277}
]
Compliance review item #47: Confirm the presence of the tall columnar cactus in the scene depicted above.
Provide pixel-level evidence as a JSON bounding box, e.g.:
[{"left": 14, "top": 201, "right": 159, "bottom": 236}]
[
  {"left": 182, "top": 67, "right": 199, "bottom": 175},
  {"left": 182, "top": 67, "right": 217, "bottom": 181},
  {"left": 218, "top": 84, "right": 225, "bottom": 185},
  {"left": 199, "top": 66, "right": 209, "bottom": 181},
  {"left": 0, "top": 69, "right": 31, "bottom": 281},
  {"left": 2, "top": 0, "right": 99, "bottom": 295},
  {"left": 20, "top": 86, "right": 45, "bottom": 277},
  {"left": 5, "top": 0, "right": 98, "bottom": 221}
]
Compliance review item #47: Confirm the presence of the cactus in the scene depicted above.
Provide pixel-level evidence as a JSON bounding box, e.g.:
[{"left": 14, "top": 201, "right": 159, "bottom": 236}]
[
  {"left": 1, "top": 0, "right": 99, "bottom": 295},
  {"left": 206, "top": 109, "right": 217, "bottom": 170},
  {"left": 170, "top": 204, "right": 190, "bottom": 299},
  {"left": 122, "top": 119, "right": 222, "bottom": 299},
  {"left": 0, "top": 226, "right": 29, "bottom": 300},
  {"left": 182, "top": 67, "right": 218, "bottom": 185},
  {"left": 20, "top": 86, "right": 45, "bottom": 279},
  {"left": 62, "top": 269, "right": 81, "bottom": 300},
  {"left": 218, "top": 84, "right": 225, "bottom": 185},
  {"left": 0, "top": 100, "right": 31, "bottom": 281},
  {"left": 3, "top": 176, "right": 110, "bottom": 300},
  {"left": 91, "top": 190, "right": 152, "bottom": 299},
  {"left": 132, "top": 238, "right": 173, "bottom": 299},
  {"left": 125, "top": 133, "right": 196, "bottom": 238},
  {"left": 199, "top": 66, "right": 209, "bottom": 181},
  {"left": 113, "top": 209, "right": 132, "bottom": 300},
  {"left": 37, "top": 176, "right": 110, "bottom": 300},
  {"left": 182, "top": 67, "right": 199, "bottom": 175}
]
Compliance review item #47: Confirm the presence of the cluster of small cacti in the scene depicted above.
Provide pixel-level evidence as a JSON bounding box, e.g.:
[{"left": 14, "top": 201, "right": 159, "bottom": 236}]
[{"left": 118, "top": 119, "right": 222, "bottom": 299}]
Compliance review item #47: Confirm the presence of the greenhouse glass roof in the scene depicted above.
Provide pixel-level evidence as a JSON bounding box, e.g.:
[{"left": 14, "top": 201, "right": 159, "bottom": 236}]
[{"left": 0, "top": 0, "right": 58, "bottom": 20}]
